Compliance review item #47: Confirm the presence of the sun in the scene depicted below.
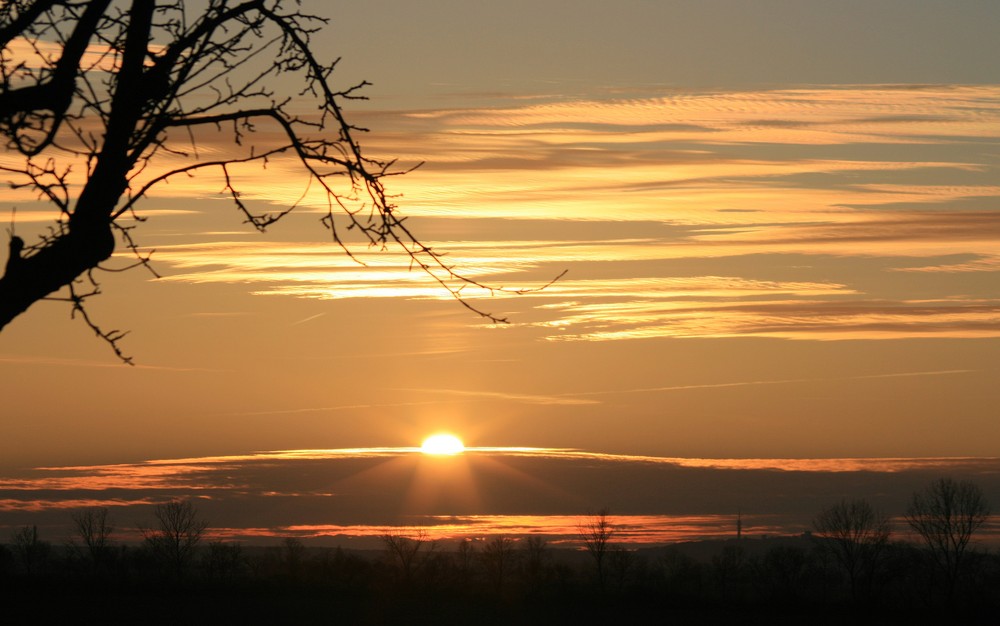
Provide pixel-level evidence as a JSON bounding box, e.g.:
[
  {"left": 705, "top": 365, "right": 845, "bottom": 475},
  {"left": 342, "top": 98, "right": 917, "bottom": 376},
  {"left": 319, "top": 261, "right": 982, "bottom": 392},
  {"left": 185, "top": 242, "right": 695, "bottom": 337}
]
[{"left": 421, "top": 433, "right": 465, "bottom": 455}]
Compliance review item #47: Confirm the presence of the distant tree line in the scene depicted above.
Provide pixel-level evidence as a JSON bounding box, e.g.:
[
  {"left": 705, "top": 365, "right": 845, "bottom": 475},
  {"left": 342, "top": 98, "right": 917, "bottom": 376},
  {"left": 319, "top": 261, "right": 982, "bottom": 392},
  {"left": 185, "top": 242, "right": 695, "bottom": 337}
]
[{"left": 0, "top": 478, "right": 996, "bottom": 625}]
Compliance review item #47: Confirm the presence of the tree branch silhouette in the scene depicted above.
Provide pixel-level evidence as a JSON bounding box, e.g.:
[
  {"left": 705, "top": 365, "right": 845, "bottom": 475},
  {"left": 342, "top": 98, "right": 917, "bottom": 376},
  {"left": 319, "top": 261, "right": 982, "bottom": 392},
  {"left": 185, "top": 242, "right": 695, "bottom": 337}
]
[{"left": 0, "top": 0, "right": 560, "bottom": 362}]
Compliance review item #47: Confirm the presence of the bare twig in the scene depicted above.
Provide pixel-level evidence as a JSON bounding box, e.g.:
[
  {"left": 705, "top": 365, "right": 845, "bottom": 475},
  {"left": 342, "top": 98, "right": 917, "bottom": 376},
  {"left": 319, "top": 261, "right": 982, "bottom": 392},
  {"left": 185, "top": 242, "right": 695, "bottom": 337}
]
[{"left": 0, "top": 0, "right": 564, "bottom": 359}]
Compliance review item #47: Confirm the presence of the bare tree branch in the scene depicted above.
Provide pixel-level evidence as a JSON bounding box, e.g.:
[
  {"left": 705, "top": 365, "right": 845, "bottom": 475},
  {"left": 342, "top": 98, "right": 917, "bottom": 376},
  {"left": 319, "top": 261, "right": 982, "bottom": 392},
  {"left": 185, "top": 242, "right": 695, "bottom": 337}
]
[{"left": 0, "top": 0, "right": 562, "bottom": 362}]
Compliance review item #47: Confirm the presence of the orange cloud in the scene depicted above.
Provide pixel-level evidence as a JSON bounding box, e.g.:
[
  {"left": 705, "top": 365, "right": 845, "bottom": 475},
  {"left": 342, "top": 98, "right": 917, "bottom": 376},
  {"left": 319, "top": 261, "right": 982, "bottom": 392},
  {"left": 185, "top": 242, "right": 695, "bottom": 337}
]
[
  {"left": 8, "top": 83, "right": 992, "bottom": 345},
  {"left": 542, "top": 298, "right": 1000, "bottom": 341}
]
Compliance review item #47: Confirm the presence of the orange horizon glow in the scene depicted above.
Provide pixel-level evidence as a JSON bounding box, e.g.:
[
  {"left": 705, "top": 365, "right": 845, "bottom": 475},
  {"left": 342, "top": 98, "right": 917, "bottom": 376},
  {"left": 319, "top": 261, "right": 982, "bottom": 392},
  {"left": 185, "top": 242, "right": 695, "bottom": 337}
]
[
  {"left": 3, "top": 449, "right": 1000, "bottom": 547},
  {"left": 46, "top": 513, "right": 1000, "bottom": 547},
  {"left": 4, "top": 448, "right": 999, "bottom": 498}
]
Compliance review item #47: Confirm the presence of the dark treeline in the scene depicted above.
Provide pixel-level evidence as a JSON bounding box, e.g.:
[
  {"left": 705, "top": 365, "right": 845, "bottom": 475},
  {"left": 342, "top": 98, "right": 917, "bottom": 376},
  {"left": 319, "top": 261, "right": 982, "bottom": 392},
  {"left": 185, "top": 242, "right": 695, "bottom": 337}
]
[{"left": 1, "top": 479, "right": 997, "bottom": 625}]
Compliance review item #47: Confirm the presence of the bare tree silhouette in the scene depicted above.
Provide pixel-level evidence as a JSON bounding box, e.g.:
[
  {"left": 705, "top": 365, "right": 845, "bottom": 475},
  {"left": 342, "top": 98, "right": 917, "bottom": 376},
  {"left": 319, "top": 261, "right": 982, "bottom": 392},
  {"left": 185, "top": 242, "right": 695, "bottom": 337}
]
[
  {"left": 752, "top": 544, "right": 810, "bottom": 603},
  {"left": 454, "top": 537, "right": 477, "bottom": 583},
  {"left": 520, "top": 534, "right": 549, "bottom": 586},
  {"left": 906, "top": 477, "right": 990, "bottom": 602},
  {"left": 9, "top": 524, "right": 49, "bottom": 576},
  {"left": 141, "top": 498, "right": 207, "bottom": 578},
  {"left": 205, "top": 539, "right": 243, "bottom": 581},
  {"left": 579, "top": 507, "right": 614, "bottom": 591},
  {"left": 70, "top": 506, "right": 115, "bottom": 569},
  {"left": 813, "top": 498, "right": 891, "bottom": 604},
  {"left": 0, "top": 0, "right": 560, "bottom": 361},
  {"left": 607, "top": 545, "right": 635, "bottom": 594},
  {"left": 711, "top": 543, "right": 746, "bottom": 603},
  {"left": 280, "top": 536, "right": 306, "bottom": 581},
  {"left": 381, "top": 530, "right": 434, "bottom": 586},
  {"left": 480, "top": 534, "right": 516, "bottom": 593}
]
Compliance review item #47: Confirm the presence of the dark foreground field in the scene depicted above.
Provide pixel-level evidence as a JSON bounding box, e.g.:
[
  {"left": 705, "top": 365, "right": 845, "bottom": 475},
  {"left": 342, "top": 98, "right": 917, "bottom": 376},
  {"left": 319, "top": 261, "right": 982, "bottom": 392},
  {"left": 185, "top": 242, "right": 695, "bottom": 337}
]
[{"left": 3, "top": 535, "right": 999, "bottom": 625}]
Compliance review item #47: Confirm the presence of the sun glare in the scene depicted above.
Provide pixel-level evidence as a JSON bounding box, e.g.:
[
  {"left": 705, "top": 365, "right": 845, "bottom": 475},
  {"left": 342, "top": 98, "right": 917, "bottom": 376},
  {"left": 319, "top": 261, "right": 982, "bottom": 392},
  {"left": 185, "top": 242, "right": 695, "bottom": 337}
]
[{"left": 421, "top": 434, "right": 465, "bottom": 455}]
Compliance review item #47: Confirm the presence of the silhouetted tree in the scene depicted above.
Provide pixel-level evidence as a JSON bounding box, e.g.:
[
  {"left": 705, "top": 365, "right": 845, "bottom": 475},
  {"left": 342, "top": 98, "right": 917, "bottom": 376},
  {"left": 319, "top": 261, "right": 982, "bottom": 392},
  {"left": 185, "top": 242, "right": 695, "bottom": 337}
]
[
  {"left": 204, "top": 540, "right": 243, "bottom": 581},
  {"left": 659, "top": 547, "right": 705, "bottom": 601},
  {"left": 520, "top": 535, "right": 549, "bottom": 587},
  {"left": 607, "top": 545, "right": 635, "bottom": 594},
  {"left": 0, "top": 0, "right": 539, "bottom": 359},
  {"left": 314, "top": 546, "right": 371, "bottom": 594},
  {"left": 381, "top": 531, "right": 434, "bottom": 586},
  {"left": 481, "top": 534, "right": 516, "bottom": 593},
  {"left": 752, "top": 544, "right": 810, "bottom": 604},
  {"left": 580, "top": 508, "right": 614, "bottom": 591},
  {"left": 70, "top": 506, "right": 115, "bottom": 570},
  {"left": 711, "top": 544, "right": 747, "bottom": 603},
  {"left": 813, "top": 498, "right": 891, "bottom": 604},
  {"left": 0, "top": 543, "right": 11, "bottom": 578},
  {"left": 906, "top": 477, "right": 991, "bottom": 602},
  {"left": 141, "top": 498, "right": 207, "bottom": 578},
  {"left": 280, "top": 536, "right": 306, "bottom": 581},
  {"left": 454, "top": 537, "right": 477, "bottom": 585},
  {"left": 9, "top": 524, "right": 49, "bottom": 576}
]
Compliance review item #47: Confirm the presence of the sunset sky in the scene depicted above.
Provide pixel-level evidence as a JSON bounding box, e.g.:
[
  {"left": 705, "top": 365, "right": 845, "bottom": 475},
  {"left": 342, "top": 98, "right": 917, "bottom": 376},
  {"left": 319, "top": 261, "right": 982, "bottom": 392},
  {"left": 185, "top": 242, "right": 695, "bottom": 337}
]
[{"left": 1, "top": 0, "right": 999, "bottom": 545}]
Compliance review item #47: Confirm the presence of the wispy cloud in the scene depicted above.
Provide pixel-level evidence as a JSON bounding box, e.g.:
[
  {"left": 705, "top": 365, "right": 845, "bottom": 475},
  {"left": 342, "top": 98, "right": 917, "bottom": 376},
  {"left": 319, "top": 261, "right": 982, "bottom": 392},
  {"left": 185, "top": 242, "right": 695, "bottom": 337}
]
[
  {"left": 222, "top": 401, "right": 443, "bottom": 417},
  {"left": 142, "top": 237, "right": 1000, "bottom": 341},
  {"left": 290, "top": 312, "right": 327, "bottom": 325},
  {"left": 89, "top": 84, "right": 1000, "bottom": 343},
  {"left": 144, "top": 240, "right": 853, "bottom": 299},
  {"left": 569, "top": 369, "right": 974, "bottom": 398},
  {"left": 542, "top": 299, "right": 1000, "bottom": 341},
  {"left": 396, "top": 388, "right": 599, "bottom": 406},
  {"left": 894, "top": 254, "right": 1000, "bottom": 273},
  {"left": 221, "top": 386, "right": 597, "bottom": 416}
]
